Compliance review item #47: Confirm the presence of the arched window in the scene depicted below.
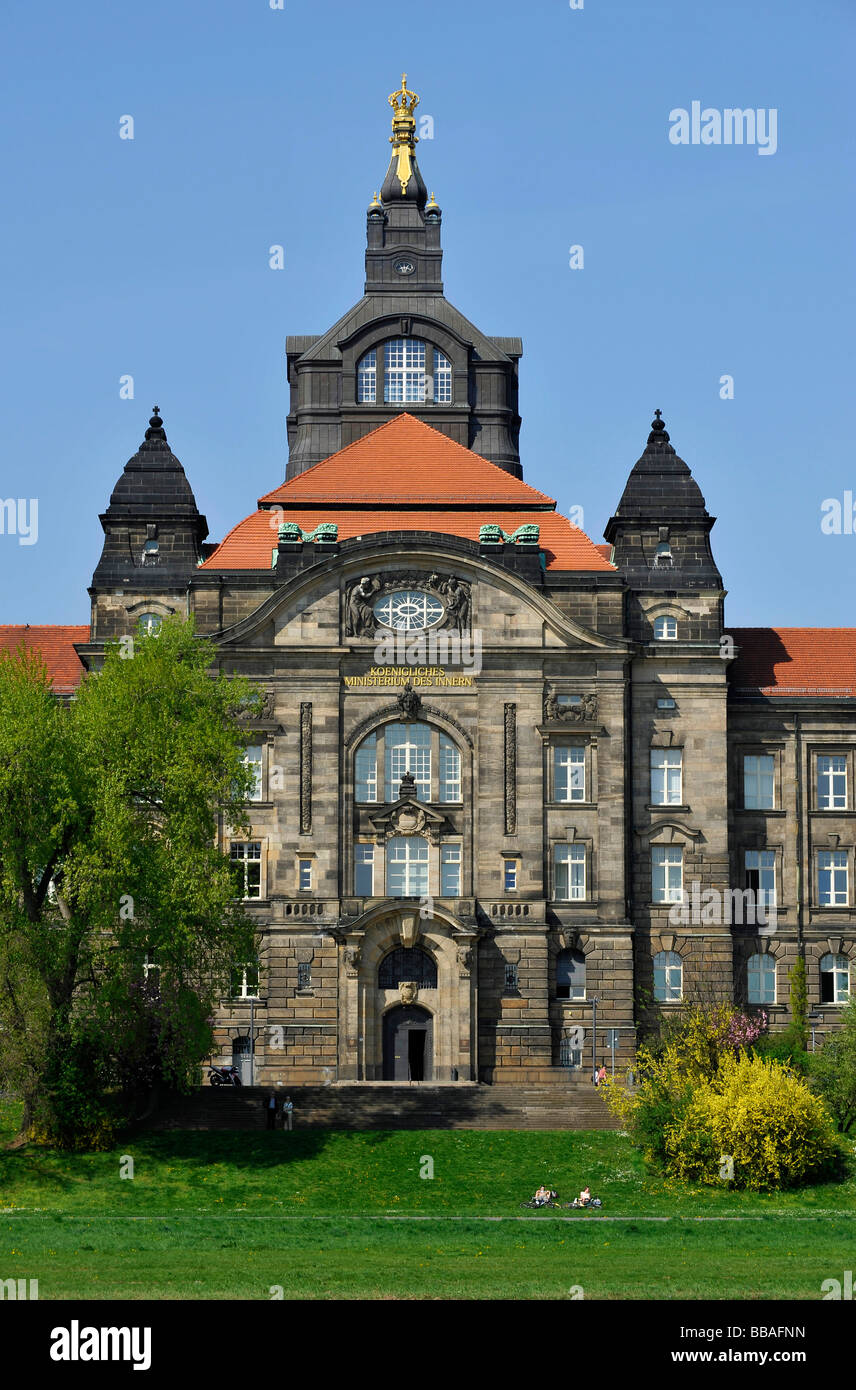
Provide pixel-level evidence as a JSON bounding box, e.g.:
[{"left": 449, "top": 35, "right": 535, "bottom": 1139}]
[
  {"left": 354, "top": 722, "right": 462, "bottom": 804},
  {"left": 136, "top": 612, "right": 162, "bottom": 635},
  {"left": 355, "top": 339, "right": 454, "bottom": 405},
  {"left": 357, "top": 347, "right": 377, "bottom": 403},
  {"left": 556, "top": 948, "right": 586, "bottom": 1000},
  {"left": 820, "top": 952, "right": 851, "bottom": 1004},
  {"left": 653, "top": 950, "right": 682, "bottom": 1001},
  {"left": 378, "top": 946, "right": 438, "bottom": 989},
  {"left": 386, "top": 836, "right": 429, "bottom": 897},
  {"left": 747, "top": 952, "right": 776, "bottom": 1005},
  {"left": 654, "top": 616, "right": 678, "bottom": 640}
]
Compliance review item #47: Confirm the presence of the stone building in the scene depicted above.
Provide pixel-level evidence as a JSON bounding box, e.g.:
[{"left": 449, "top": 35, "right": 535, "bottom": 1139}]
[{"left": 8, "top": 77, "right": 855, "bottom": 1091}]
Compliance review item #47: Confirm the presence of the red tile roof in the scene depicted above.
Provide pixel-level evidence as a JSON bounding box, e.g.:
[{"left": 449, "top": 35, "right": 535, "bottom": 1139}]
[
  {"left": 0, "top": 625, "right": 89, "bottom": 692},
  {"left": 201, "top": 508, "right": 614, "bottom": 573},
  {"left": 202, "top": 415, "right": 614, "bottom": 573},
  {"left": 729, "top": 628, "right": 856, "bottom": 696},
  {"left": 259, "top": 414, "right": 556, "bottom": 507}
]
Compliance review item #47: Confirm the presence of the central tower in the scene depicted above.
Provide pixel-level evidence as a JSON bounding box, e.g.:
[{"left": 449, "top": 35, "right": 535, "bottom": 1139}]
[{"left": 285, "top": 76, "right": 523, "bottom": 479}]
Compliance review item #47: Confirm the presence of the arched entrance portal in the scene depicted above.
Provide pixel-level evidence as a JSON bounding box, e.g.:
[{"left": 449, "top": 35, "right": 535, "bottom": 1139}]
[{"left": 382, "top": 1005, "right": 434, "bottom": 1081}]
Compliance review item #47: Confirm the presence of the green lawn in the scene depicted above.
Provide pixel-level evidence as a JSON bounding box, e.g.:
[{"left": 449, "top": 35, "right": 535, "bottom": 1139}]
[{"left": 2, "top": 1100, "right": 855, "bottom": 1299}]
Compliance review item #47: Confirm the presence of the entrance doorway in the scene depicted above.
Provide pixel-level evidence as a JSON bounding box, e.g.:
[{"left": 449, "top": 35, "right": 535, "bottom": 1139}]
[
  {"left": 232, "top": 1035, "right": 253, "bottom": 1086},
  {"left": 382, "top": 1006, "right": 433, "bottom": 1081}
]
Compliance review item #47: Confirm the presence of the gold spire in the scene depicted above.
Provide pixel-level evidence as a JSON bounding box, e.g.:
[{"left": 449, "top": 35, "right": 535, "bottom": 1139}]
[{"left": 387, "top": 72, "right": 420, "bottom": 196}]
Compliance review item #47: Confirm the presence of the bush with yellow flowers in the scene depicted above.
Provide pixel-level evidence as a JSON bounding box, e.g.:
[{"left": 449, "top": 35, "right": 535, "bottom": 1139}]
[{"left": 663, "top": 1051, "right": 837, "bottom": 1190}]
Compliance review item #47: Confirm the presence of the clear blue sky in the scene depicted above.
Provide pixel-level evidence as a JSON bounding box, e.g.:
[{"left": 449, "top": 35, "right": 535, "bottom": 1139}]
[{"left": 1, "top": 0, "right": 853, "bottom": 624}]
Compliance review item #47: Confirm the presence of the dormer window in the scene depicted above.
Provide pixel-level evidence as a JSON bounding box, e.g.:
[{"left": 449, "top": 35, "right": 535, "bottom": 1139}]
[
  {"left": 654, "top": 542, "right": 672, "bottom": 567},
  {"left": 356, "top": 339, "right": 453, "bottom": 405},
  {"left": 136, "top": 612, "right": 163, "bottom": 635},
  {"left": 654, "top": 616, "right": 678, "bottom": 640}
]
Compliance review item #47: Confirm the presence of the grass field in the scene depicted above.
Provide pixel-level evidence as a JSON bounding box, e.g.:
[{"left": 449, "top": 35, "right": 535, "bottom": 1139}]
[{"left": 2, "top": 1100, "right": 855, "bottom": 1299}]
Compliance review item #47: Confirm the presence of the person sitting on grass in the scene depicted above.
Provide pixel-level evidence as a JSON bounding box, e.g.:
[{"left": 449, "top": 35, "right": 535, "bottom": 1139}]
[{"left": 533, "top": 1185, "right": 557, "bottom": 1207}]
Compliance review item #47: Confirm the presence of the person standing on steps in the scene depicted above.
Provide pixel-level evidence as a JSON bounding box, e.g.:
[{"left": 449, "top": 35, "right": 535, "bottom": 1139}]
[
  {"left": 265, "top": 1092, "right": 277, "bottom": 1129},
  {"left": 281, "top": 1094, "right": 294, "bottom": 1131}
]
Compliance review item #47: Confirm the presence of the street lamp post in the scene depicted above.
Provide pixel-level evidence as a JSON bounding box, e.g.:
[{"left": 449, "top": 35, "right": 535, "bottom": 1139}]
[{"left": 591, "top": 997, "right": 599, "bottom": 1085}]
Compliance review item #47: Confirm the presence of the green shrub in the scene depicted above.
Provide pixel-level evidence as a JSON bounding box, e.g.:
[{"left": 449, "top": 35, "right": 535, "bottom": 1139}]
[
  {"left": 752, "top": 1032, "right": 811, "bottom": 1074},
  {"left": 664, "top": 1052, "right": 837, "bottom": 1190}
]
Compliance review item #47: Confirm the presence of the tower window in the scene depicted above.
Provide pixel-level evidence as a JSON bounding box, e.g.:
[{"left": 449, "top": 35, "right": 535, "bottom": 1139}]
[
  {"left": 359, "top": 338, "right": 454, "bottom": 405},
  {"left": 654, "top": 542, "right": 672, "bottom": 567},
  {"left": 357, "top": 348, "right": 377, "bottom": 403},
  {"left": 653, "top": 616, "right": 678, "bottom": 640},
  {"left": 433, "top": 349, "right": 452, "bottom": 403},
  {"left": 136, "top": 612, "right": 163, "bottom": 635},
  {"left": 385, "top": 337, "right": 426, "bottom": 403}
]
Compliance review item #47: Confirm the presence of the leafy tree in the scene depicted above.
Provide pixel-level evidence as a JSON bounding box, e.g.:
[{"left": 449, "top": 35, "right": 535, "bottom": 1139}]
[
  {"left": 0, "top": 618, "right": 259, "bottom": 1148},
  {"left": 786, "top": 955, "right": 809, "bottom": 1052},
  {"left": 809, "top": 996, "right": 856, "bottom": 1133}
]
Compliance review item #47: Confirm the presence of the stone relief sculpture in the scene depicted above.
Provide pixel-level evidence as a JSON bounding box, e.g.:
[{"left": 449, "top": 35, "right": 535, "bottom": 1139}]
[
  {"left": 345, "top": 576, "right": 380, "bottom": 636},
  {"left": 544, "top": 688, "right": 598, "bottom": 723},
  {"left": 344, "top": 571, "right": 472, "bottom": 637},
  {"left": 396, "top": 681, "right": 422, "bottom": 718}
]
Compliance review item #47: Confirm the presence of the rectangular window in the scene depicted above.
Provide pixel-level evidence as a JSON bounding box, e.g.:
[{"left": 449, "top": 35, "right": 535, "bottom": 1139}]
[
  {"left": 652, "top": 846, "right": 683, "bottom": 903},
  {"left": 439, "top": 734, "right": 461, "bottom": 802},
  {"left": 297, "top": 962, "right": 311, "bottom": 991},
  {"left": 744, "top": 850, "right": 777, "bottom": 910},
  {"left": 440, "top": 844, "right": 462, "bottom": 896},
  {"left": 298, "top": 858, "right": 313, "bottom": 892},
  {"left": 656, "top": 697, "right": 677, "bottom": 710},
  {"left": 743, "top": 754, "right": 775, "bottom": 809},
  {"left": 384, "top": 338, "right": 426, "bottom": 404},
  {"left": 230, "top": 842, "right": 262, "bottom": 899},
  {"left": 650, "top": 748, "right": 682, "bottom": 805},
  {"left": 386, "top": 837, "right": 429, "bottom": 897},
  {"left": 504, "top": 963, "right": 518, "bottom": 993},
  {"left": 230, "top": 962, "right": 260, "bottom": 998},
  {"left": 818, "top": 754, "right": 848, "bottom": 810},
  {"left": 554, "top": 843, "right": 586, "bottom": 901},
  {"left": 355, "top": 733, "right": 378, "bottom": 803},
  {"left": 242, "top": 744, "right": 263, "bottom": 802},
  {"left": 818, "top": 851, "right": 849, "bottom": 906},
  {"left": 747, "top": 955, "right": 776, "bottom": 1005},
  {"left": 554, "top": 744, "right": 585, "bottom": 802},
  {"left": 503, "top": 859, "right": 518, "bottom": 892},
  {"left": 355, "top": 844, "right": 374, "bottom": 896}
]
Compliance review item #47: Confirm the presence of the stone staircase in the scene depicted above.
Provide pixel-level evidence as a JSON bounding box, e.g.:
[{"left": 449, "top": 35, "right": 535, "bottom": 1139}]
[{"left": 140, "top": 1082, "right": 621, "bottom": 1132}]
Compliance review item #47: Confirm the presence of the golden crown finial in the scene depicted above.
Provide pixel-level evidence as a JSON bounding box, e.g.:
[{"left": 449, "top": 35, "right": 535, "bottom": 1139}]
[{"left": 388, "top": 72, "right": 420, "bottom": 119}]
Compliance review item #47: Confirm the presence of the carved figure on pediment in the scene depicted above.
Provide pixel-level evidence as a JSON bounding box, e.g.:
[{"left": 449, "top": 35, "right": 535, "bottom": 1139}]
[
  {"left": 439, "top": 577, "right": 470, "bottom": 632},
  {"left": 346, "top": 576, "right": 379, "bottom": 637}
]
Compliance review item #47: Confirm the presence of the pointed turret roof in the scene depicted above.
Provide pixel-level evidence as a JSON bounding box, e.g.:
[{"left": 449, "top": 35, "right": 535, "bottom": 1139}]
[
  {"left": 102, "top": 407, "right": 207, "bottom": 522},
  {"left": 605, "top": 410, "right": 710, "bottom": 531}
]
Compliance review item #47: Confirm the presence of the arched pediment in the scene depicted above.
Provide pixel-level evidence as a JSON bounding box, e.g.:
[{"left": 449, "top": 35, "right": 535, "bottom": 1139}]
[{"left": 210, "top": 541, "right": 631, "bottom": 656}]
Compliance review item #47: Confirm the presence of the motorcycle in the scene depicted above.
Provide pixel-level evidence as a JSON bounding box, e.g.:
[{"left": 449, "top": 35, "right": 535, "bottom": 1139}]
[{"left": 208, "top": 1064, "right": 242, "bottom": 1087}]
